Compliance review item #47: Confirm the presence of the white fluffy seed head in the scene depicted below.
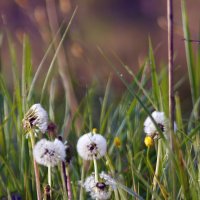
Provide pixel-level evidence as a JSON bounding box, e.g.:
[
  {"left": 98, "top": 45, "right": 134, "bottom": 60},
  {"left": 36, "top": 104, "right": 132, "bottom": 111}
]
[
  {"left": 99, "top": 172, "right": 117, "bottom": 189},
  {"left": 76, "top": 132, "right": 107, "bottom": 160},
  {"left": 83, "top": 172, "right": 114, "bottom": 200},
  {"left": 23, "top": 103, "right": 48, "bottom": 134},
  {"left": 144, "top": 111, "right": 167, "bottom": 139},
  {"left": 33, "top": 138, "right": 66, "bottom": 167},
  {"left": 144, "top": 111, "right": 176, "bottom": 139},
  {"left": 83, "top": 173, "right": 96, "bottom": 192}
]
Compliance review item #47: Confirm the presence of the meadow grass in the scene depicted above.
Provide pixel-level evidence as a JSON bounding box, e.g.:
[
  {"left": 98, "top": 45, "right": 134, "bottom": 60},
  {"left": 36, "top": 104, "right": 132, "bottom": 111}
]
[{"left": 0, "top": 0, "right": 200, "bottom": 199}]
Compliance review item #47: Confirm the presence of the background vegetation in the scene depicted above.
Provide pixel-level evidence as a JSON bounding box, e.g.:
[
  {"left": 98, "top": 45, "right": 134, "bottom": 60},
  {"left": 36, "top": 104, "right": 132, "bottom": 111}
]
[{"left": 0, "top": 0, "right": 200, "bottom": 199}]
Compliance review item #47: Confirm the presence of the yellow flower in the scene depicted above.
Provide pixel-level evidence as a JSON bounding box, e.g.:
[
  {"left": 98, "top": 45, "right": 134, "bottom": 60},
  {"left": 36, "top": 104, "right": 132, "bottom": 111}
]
[
  {"left": 144, "top": 136, "right": 154, "bottom": 147},
  {"left": 114, "top": 137, "right": 121, "bottom": 148},
  {"left": 92, "top": 128, "right": 97, "bottom": 134}
]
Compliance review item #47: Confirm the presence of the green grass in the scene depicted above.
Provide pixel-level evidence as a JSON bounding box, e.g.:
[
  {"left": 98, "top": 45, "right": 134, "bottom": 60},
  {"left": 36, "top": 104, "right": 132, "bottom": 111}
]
[{"left": 0, "top": 1, "right": 200, "bottom": 199}]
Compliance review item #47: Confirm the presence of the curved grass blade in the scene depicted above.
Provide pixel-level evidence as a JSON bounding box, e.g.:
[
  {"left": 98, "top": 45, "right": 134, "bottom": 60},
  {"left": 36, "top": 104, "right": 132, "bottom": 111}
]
[{"left": 40, "top": 6, "right": 78, "bottom": 103}]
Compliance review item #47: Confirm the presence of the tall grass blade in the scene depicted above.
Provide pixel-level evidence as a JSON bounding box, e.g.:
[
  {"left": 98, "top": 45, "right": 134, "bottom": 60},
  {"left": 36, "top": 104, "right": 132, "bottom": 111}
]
[
  {"left": 22, "top": 35, "right": 32, "bottom": 112},
  {"left": 148, "top": 40, "right": 161, "bottom": 110},
  {"left": 181, "top": 0, "right": 197, "bottom": 104},
  {"left": 40, "top": 6, "right": 78, "bottom": 103}
]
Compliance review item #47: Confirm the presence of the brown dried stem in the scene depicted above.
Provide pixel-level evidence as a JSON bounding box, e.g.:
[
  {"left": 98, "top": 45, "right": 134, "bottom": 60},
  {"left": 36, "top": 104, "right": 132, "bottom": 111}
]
[
  {"left": 167, "top": 0, "right": 176, "bottom": 197},
  {"left": 30, "top": 132, "right": 42, "bottom": 200}
]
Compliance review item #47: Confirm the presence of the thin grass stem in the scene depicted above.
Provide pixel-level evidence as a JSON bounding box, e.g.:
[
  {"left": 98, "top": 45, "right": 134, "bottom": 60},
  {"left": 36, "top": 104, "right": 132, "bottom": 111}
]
[
  {"left": 48, "top": 166, "right": 52, "bottom": 199},
  {"left": 167, "top": 0, "right": 176, "bottom": 197},
  {"left": 114, "top": 189, "right": 120, "bottom": 200},
  {"left": 27, "top": 17, "right": 69, "bottom": 102},
  {"left": 93, "top": 157, "right": 99, "bottom": 200},
  {"left": 152, "top": 140, "right": 161, "bottom": 200},
  {"left": 93, "top": 157, "right": 99, "bottom": 183},
  {"left": 79, "top": 165, "right": 84, "bottom": 200},
  {"left": 61, "top": 161, "right": 68, "bottom": 199},
  {"left": 40, "top": 6, "right": 78, "bottom": 103},
  {"left": 30, "top": 132, "right": 41, "bottom": 200},
  {"left": 66, "top": 166, "right": 72, "bottom": 200},
  {"left": 48, "top": 166, "right": 51, "bottom": 188}
]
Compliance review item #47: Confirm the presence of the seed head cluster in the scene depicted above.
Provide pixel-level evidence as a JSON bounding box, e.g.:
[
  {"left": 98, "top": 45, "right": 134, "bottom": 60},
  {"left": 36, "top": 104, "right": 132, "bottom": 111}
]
[
  {"left": 83, "top": 172, "right": 116, "bottom": 200},
  {"left": 144, "top": 111, "right": 168, "bottom": 139},
  {"left": 33, "top": 138, "right": 66, "bottom": 167},
  {"left": 144, "top": 111, "right": 177, "bottom": 141},
  {"left": 76, "top": 132, "right": 107, "bottom": 160},
  {"left": 23, "top": 103, "right": 48, "bottom": 135}
]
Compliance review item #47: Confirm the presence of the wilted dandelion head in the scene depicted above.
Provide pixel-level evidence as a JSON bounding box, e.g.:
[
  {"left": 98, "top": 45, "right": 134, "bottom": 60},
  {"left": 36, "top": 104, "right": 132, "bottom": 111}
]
[
  {"left": 33, "top": 138, "right": 66, "bottom": 167},
  {"left": 22, "top": 103, "right": 48, "bottom": 135},
  {"left": 44, "top": 184, "right": 51, "bottom": 196},
  {"left": 83, "top": 172, "right": 115, "bottom": 200},
  {"left": 144, "top": 111, "right": 168, "bottom": 139},
  {"left": 47, "top": 122, "right": 57, "bottom": 138},
  {"left": 58, "top": 136, "right": 73, "bottom": 164},
  {"left": 77, "top": 132, "right": 107, "bottom": 160}
]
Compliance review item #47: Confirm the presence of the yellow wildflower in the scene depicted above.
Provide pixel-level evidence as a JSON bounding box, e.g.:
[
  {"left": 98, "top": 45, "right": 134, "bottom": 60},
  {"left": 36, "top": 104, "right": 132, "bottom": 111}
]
[
  {"left": 114, "top": 137, "right": 121, "bottom": 148},
  {"left": 144, "top": 136, "right": 154, "bottom": 147}
]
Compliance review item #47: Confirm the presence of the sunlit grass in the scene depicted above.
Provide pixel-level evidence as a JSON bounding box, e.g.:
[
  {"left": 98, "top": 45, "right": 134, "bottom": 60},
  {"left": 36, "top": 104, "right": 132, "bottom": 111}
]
[{"left": 0, "top": 0, "right": 200, "bottom": 199}]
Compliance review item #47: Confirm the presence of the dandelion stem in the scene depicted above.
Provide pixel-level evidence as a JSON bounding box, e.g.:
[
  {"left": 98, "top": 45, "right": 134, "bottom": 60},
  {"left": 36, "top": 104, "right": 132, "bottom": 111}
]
[
  {"left": 152, "top": 140, "right": 162, "bottom": 200},
  {"left": 48, "top": 166, "right": 51, "bottom": 188},
  {"left": 147, "top": 146, "right": 168, "bottom": 199},
  {"left": 93, "top": 157, "right": 99, "bottom": 200},
  {"left": 61, "top": 161, "right": 68, "bottom": 199},
  {"left": 79, "top": 165, "right": 84, "bottom": 200},
  {"left": 30, "top": 132, "right": 41, "bottom": 200},
  {"left": 66, "top": 166, "right": 72, "bottom": 200},
  {"left": 47, "top": 166, "right": 52, "bottom": 199},
  {"left": 114, "top": 189, "right": 120, "bottom": 200},
  {"left": 93, "top": 157, "right": 99, "bottom": 183}
]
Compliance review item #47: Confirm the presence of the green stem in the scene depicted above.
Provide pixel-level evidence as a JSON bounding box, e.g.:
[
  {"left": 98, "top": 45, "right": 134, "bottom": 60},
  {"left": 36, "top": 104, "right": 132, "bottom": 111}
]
[
  {"left": 79, "top": 165, "right": 84, "bottom": 200},
  {"left": 93, "top": 158, "right": 99, "bottom": 182},
  {"left": 93, "top": 157, "right": 99, "bottom": 200},
  {"left": 147, "top": 145, "right": 168, "bottom": 200},
  {"left": 105, "top": 154, "right": 120, "bottom": 200},
  {"left": 152, "top": 140, "right": 162, "bottom": 200},
  {"left": 105, "top": 154, "right": 115, "bottom": 174},
  {"left": 30, "top": 132, "right": 42, "bottom": 200},
  {"left": 114, "top": 189, "right": 120, "bottom": 200},
  {"left": 147, "top": 147, "right": 155, "bottom": 174},
  {"left": 48, "top": 166, "right": 51, "bottom": 188},
  {"left": 48, "top": 165, "right": 52, "bottom": 199}
]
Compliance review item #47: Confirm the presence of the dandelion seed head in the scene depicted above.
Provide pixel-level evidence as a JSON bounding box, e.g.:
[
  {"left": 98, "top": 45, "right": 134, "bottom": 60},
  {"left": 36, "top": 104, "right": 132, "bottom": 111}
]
[
  {"left": 23, "top": 103, "right": 48, "bottom": 135},
  {"left": 83, "top": 172, "right": 115, "bottom": 200},
  {"left": 144, "top": 111, "right": 177, "bottom": 140},
  {"left": 99, "top": 171, "right": 117, "bottom": 189},
  {"left": 144, "top": 111, "right": 168, "bottom": 139},
  {"left": 77, "top": 132, "right": 107, "bottom": 160},
  {"left": 83, "top": 173, "right": 96, "bottom": 192},
  {"left": 33, "top": 138, "right": 66, "bottom": 167}
]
